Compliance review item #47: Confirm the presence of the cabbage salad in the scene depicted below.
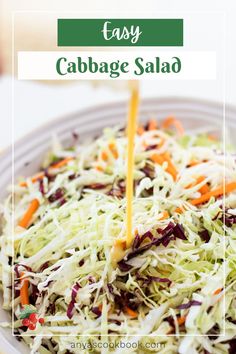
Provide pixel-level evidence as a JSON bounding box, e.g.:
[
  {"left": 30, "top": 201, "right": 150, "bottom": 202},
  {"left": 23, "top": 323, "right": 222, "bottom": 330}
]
[{"left": 0, "top": 117, "right": 236, "bottom": 354}]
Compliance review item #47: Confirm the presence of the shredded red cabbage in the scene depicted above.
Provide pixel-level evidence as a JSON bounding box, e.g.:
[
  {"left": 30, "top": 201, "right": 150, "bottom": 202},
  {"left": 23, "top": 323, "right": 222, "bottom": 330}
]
[
  {"left": 199, "top": 230, "right": 210, "bottom": 243},
  {"left": 87, "top": 183, "right": 107, "bottom": 190},
  {"left": 222, "top": 213, "right": 236, "bottom": 227},
  {"left": 48, "top": 188, "right": 65, "bottom": 203},
  {"left": 145, "top": 145, "right": 158, "bottom": 152},
  {"left": 114, "top": 290, "right": 140, "bottom": 311},
  {"left": 14, "top": 264, "right": 32, "bottom": 273},
  {"left": 91, "top": 306, "right": 102, "bottom": 318},
  {"left": 108, "top": 180, "right": 126, "bottom": 198},
  {"left": 107, "top": 283, "right": 114, "bottom": 294},
  {"left": 30, "top": 283, "right": 39, "bottom": 304},
  {"left": 136, "top": 274, "right": 171, "bottom": 287},
  {"left": 172, "top": 224, "right": 187, "bottom": 240},
  {"left": 203, "top": 350, "right": 211, "bottom": 354},
  {"left": 58, "top": 198, "right": 67, "bottom": 206},
  {"left": 158, "top": 222, "right": 175, "bottom": 236},
  {"left": 127, "top": 222, "right": 187, "bottom": 261},
  {"left": 39, "top": 179, "right": 45, "bottom": 195},
  {"left": 176, "top": 300, "right": 202, "bottom": 310},
  {"left": 66, "top": 282, "right": 81, "bottom": 319},
  {"left": 14, "top": 265, "right": 21, "bottom": 279},
  {"left": 79, "top": 259, "right": 85, "bottom": 266},
  {"left": 43, "top": 168, "right": 55, "bottom": 182},
  {"left": 68, "top": 173, "right": 77, "bottom": 181},
  {"left": 148, "top": 276, "right": 172, "bottom": 286},
  {"left": 118, "top": 260, "right": 133, "bottom": 272},
  {"left": 117, "top": 180, "right": 126, "bottom": 193},
  {"left": 141, "top": 164, "right": 155, "bottom": 178},
  {"left": 136, "top": 273, "right": 172, "bottom": 286},
  {"left": 214, "top": 209, "right": 236, "bottom": 227},
  {"left": 132, "top": 231, "right": 154, "bottom": 250},
  {"left": 39, "top": 262, "right": 50, "bottom": 272},
  {"left": 108, "top": 188, "right": 123, "bottom": 198},
  {"left": 228, "top": 339, "right": 236, "bottom": 354},
  {"left": 157, "top": 222, "right": 176, "bottom": 246},
  {"left": 132, "top": 235, "right": 140, "bottom": 250},
  {"left": 47, "top": 302, "right": 56, "bottom": 315}
]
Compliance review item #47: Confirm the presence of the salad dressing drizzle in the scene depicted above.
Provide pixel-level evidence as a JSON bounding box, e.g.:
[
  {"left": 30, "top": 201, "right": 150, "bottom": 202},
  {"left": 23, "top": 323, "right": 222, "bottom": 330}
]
[
  {"left": 125, "top": 81, "right": 139, "bottom": 248},
  {"left": 111, "top": 81, "right": 139, "bottom": 265}
]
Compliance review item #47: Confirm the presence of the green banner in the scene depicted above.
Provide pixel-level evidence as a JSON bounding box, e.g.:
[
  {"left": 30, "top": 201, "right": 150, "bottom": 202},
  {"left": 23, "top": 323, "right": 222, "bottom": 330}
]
[{"left": 57, "top": 19, "right": 183, "bottom": 47}]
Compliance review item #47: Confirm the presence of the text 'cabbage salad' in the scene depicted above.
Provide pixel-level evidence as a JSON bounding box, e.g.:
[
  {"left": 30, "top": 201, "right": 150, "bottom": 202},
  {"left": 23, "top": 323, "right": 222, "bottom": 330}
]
[{"left": 0, "top": 117, "right": 236, "bottom": 354}]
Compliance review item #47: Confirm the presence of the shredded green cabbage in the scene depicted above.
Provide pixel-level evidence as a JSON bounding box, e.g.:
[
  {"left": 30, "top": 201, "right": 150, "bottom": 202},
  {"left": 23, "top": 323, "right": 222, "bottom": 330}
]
[{"left": 0, "top": 122, "right": 236, "bottom": 354}]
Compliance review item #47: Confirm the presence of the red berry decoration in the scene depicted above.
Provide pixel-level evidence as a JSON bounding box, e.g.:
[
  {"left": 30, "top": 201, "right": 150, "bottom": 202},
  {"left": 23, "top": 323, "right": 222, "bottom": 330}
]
[
  {"left": 22, "top": 318, "right": 30, "bottom": 327},
  {"left": 29, "top": 312, "right": 37, "bottom": 323},
  {"left": 20, "top": 309, "right": 44, "bottom": 331},
  {"left": 28, "top": 323, "right": 36, "bottom": 331}
]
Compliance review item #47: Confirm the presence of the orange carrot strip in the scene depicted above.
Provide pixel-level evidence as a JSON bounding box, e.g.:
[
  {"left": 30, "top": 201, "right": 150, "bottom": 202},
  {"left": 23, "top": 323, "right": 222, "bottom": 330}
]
[
  {"left": 20, "top": 157, "right": 74, "bottom": 188},
  {"left": 150, "top": 153, "right": 165, "bottom": 165},
  {"left": 148, "top": 119, "right": 158, "bottom": 131},
  {"left": 124, "top": 306, "right": 138, "bottom": 318},
  {"left": 185, "top": 181, "right": 195, "bottom": 189},
  {"left": 158, "top": 211, "right": 170, "bottom": 220},
  {"left": 200, "top": 176, "right": 206, "bottom": 184},
  {"left": 186, "top": 176, "right": 210, "bottom": 195},
  {"left": 188, "top": 160, "right": 200, "bottom": 167},
  {"left": 175, "top": 207, "right": 182, "bottom": 213},
  {"left": 213, "top": 288, "right": 223, "bottom": 295},
  {"left": 176, "top": 182, "right": 236, "bottom": 213},
  {"left": 151, "top": 153, "right": 177, "bottom": 180},
  {"left": 167, "top": 316, "right": 186, "bottom": 333},
  {"left": 101, "top": 151, "right": 108, "bottom": 161},
  {"left": 162, "top": 152, "right": 178, "bottom": 180},
  {"left": 19, "top": 172, "right": 45, "bottom": 187},
  {"left": 108, "top": 142, "right": 119, "bottom": 159},
  {"left": 30, "top": 172, "right": 44, "bottom": 183},
  {"left": 18, "top": 199, "right": 40, "bottom": 229},
  {"left": 208, "top": 134, "right": 218, "bottom": 141},
  {"left": 199, "top": 184, "right": 210, "bottom": 194},
  {"left": 20, "top": 272, "right": 29, "bottom": 306},
  {"left": 137, "top": 125, "right": 145, "bottom": 135},
  {"left": 162, "top": 116, "right": 184, "bottom": 136},
  {"left": 190, "top": 182, "right": 236, "bottom": 206},
  {"left": 196, "top": 176, "right": 210, "bottom": 195},
  {"left": 175, "top": 206, "right": 185, "bottom": 214},
  {"left": 51, "top": 157, "right": 74, "bottom": 169},
  {"left": 95, "top": 165, "right": 104, "bottom": 172},
  {"left": 195, "top": 176, "right": 205, "bottom": 183},
  {"left": 98, "top": 304, "right": 103, "bottom": 312},
  {"left": 177, "top": 316, "right": 186, "bottom": 326}
]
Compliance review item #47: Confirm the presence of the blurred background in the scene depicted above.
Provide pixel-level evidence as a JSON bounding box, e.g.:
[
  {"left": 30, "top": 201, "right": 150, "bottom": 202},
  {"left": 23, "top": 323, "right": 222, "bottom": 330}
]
[{"left": 0, "top": 0, "right": 236, "bottom": 150}]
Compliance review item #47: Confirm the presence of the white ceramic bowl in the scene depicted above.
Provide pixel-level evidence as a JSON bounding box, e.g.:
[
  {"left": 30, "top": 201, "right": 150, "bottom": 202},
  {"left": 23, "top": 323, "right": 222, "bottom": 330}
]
[{"left": 0, "top": 97, "right": 235, "bottom": 354}]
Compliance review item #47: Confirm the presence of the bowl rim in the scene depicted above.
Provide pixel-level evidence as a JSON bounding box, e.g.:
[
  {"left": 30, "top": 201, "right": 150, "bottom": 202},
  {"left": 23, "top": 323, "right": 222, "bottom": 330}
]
[{"left": 1, "top": 95, "right": 236, "bottom": 159}]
